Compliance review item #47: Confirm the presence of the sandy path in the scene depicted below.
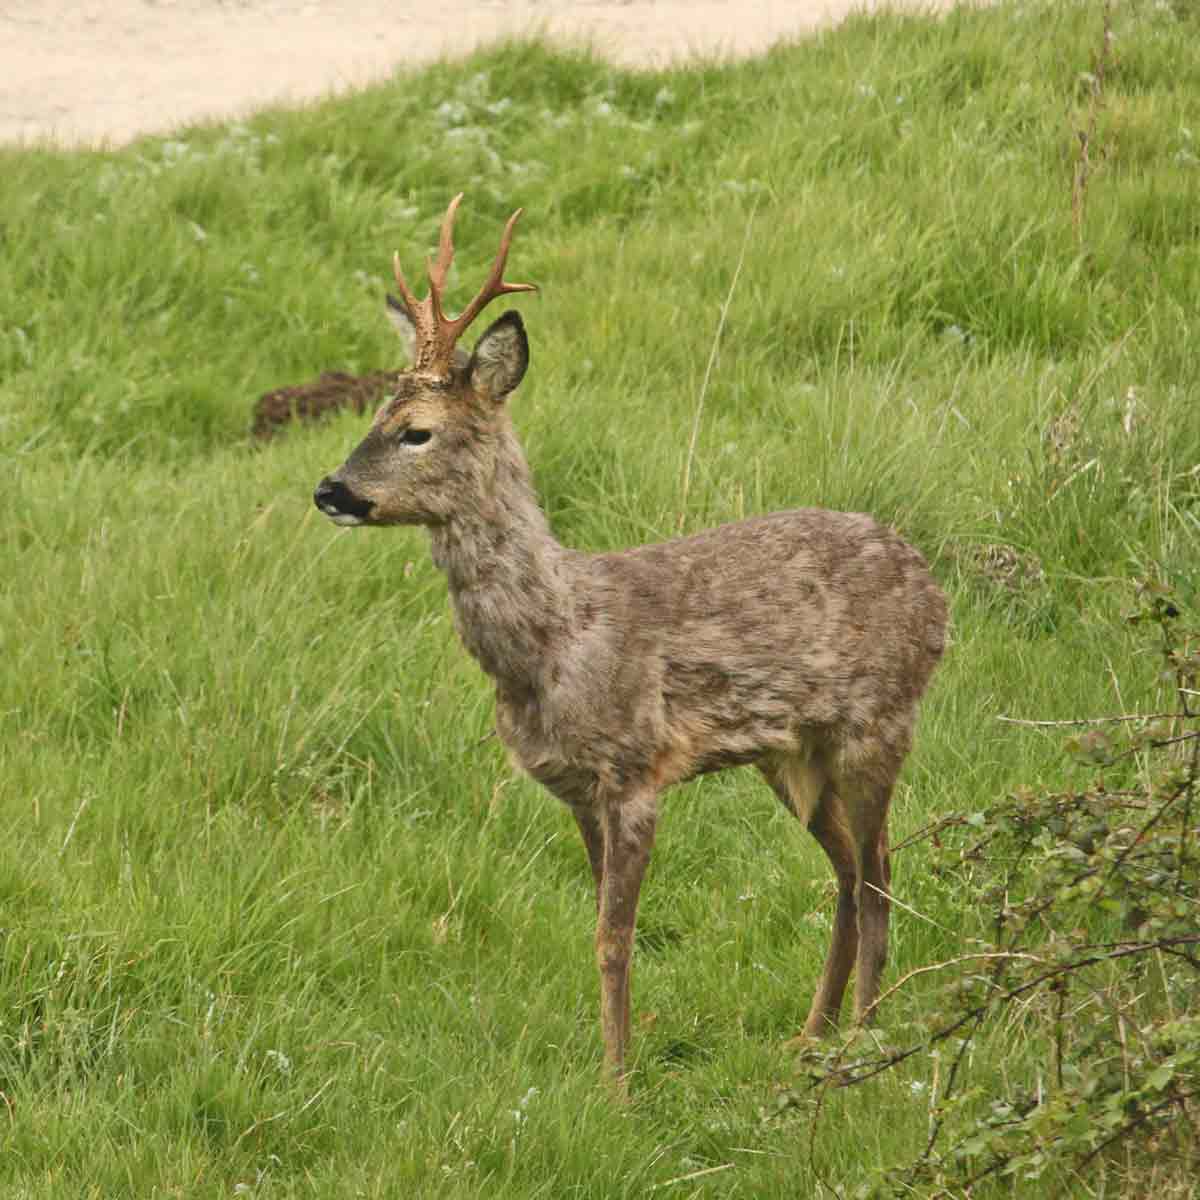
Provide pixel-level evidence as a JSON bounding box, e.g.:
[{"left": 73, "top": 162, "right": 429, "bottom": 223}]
[{"left": 1, "top": 1, "right": 960, "bottom": 147}]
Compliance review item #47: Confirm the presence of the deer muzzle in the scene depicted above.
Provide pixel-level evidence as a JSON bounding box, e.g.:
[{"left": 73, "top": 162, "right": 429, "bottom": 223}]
[{"left": 313, "top": 475, "right": 373, "bottom": 526}]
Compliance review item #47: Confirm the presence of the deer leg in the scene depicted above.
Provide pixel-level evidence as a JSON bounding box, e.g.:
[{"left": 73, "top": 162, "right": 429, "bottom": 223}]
[
  {"left": 569, "top": 803, "right": 606, "bottom": 912},
  {"left": 759, "top": 759, "right": 858, "bottom": 1038},
  {"left": 594, "top": 790, "right": 657, "bottom": 1092},
  {"left": 834, "top": 770, "right": 896, "bottom": 1027},
  {"left": 852, "top": 820, "right": 892, "bottom": 1025},
  {"left": 802, "top": 786, "right": 861, "bottom": 1037}
]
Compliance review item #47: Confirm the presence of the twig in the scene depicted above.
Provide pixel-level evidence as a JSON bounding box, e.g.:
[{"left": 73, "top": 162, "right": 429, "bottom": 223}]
[
  {"left": 998, "top": 713, "right": 1177, "bottom": 728},
  {"left": 819, "top": 936, "right": 1200, "bottom": 1093},
  {"left": 891, "top": 813, "right": 968, "bottom": 853},
  {"left": 1147, "top": 731, "right": 1200, "bottom": 749},
  {"left": 1094, "top": 773, "right": 1195, "bottom": 904},
  {"left": 1073, "top": 1090, "right": 1196, "bottom": 1175},
  {"left": 858, "top": 951, "right": 1047, "bottom": 1028},
  {"left": 863, "top": 880, "right": 956, "bottom": 933},
  {"left": 1053, "top": 975, "right": 1067, "bottom": 1090},
  {"left": 1176, "top": 727, "right": 1198, "bottom": 893}
]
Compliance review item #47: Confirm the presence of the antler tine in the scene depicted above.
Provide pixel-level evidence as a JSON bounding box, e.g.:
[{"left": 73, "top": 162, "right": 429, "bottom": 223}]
[
  {"left": 442, "top": 207, "right": 538, "bottom": 338},
  {"left": 426, "top": 191, "right": 463, "bottom": 297},
  {"left": 391, "top": 252, "right": 423, "bottom": 324}
]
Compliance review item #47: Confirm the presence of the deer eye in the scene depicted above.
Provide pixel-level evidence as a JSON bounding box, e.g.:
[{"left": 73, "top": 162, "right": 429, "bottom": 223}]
[{"left": 399, "top": 429, "right": 432, "bottom": 447}]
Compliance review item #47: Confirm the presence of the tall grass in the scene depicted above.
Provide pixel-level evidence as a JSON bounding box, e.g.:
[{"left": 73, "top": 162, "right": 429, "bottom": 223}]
[{"left": 1, "top": 1, "right": 1199, "bottom": 1194}]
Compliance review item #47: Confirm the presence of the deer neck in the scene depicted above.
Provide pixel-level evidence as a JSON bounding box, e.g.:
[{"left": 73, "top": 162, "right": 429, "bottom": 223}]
[{"left": 427, "top": 427, "right": 573, "bottom": 693}]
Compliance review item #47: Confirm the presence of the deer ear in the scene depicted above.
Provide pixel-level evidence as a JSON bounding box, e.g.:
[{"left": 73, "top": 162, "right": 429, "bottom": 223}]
[
  {"left": 385, "top": 295, "right": 417, "bottom": 361},
  {"left": 468, "top": 310, "right": 529, "bottom": 405}
]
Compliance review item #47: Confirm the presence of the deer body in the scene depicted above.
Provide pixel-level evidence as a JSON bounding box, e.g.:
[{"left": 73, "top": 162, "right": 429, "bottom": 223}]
[
  {"left": 439, "top": 470, "right": 939, "bottom": 803},
  {"left": 314, "top": 196, "right": 946, "bottom": 1089}
]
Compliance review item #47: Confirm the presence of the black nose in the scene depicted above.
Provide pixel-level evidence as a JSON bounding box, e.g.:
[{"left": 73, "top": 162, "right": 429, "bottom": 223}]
[
  {"left": 313, "top": 476, "right": 372, "bottom": 519},
  {"left": 313, "top": 477, "right": 337, "bottom": 510}
]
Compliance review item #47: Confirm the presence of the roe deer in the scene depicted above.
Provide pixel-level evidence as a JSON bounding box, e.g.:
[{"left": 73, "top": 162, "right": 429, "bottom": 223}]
[{"left": 314, "top": 194, "right": 947, "bottom": 1090}]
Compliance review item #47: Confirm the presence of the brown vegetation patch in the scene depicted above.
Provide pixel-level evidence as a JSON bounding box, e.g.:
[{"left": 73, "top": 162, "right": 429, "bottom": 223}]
[{"left": 251, "top": 370, "right": 400, "bottom": 440}]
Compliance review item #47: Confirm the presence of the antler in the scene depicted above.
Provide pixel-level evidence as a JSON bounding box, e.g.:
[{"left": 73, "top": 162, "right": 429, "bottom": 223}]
[{"left": 391, "top": 193, "right": 537, "bottom": 373}]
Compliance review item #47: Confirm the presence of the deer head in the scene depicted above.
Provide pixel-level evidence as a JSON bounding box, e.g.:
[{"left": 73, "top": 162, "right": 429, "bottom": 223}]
[{"left": 314, "top": 194, "right": 537, "bottom": 527}]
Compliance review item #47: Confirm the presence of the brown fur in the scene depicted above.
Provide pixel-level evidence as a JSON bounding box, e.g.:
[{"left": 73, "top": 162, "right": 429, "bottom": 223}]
[{"left": 313, "top": 202, "right": 947, "bottom": 1092}]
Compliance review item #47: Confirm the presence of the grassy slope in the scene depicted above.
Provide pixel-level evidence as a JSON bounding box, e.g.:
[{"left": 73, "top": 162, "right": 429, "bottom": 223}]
[{"left": 1, "top": 1, "right": 1199, "bottom": 1195}]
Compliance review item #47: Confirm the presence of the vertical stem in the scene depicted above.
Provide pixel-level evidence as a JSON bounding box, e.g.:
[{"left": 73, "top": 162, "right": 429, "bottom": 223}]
[
  {"left": 1053, "top": 976, "right": 1066, "bottom": 1090},
  {"left": 677, "top": 195, "right": 760, "bottom": 532},
  {"left": 1070, "top": 1, "right": 1113, "bottom": 245}
]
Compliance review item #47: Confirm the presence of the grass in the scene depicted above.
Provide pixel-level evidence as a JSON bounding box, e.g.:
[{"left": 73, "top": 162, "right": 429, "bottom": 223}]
[{"left": 2, "top": 0, "right": 1199, "bottom": 1194}]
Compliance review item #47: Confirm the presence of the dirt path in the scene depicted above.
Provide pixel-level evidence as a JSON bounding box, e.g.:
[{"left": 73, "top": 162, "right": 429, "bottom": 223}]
[{"left": 1, "top": 1, "right": 961, "bottom": 147}]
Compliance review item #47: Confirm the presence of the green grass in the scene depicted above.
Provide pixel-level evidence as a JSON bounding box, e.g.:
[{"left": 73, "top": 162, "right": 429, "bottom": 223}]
[{"left": 2, "top": 0, "right": 1199, "bottom": 1194}]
